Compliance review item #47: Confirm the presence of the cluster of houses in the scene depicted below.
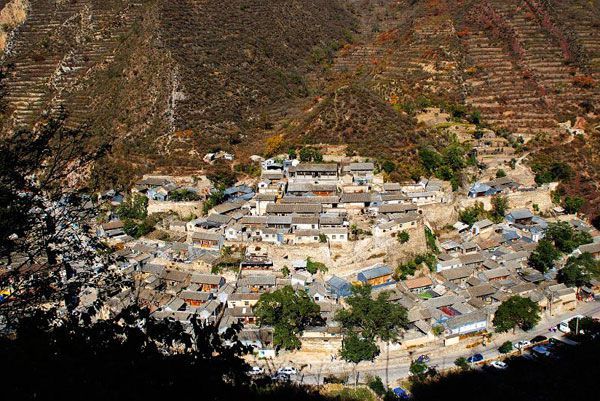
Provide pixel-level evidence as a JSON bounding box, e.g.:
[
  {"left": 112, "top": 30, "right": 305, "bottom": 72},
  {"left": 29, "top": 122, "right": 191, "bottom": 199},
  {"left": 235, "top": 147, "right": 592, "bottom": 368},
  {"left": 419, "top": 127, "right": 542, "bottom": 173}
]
[
  {"left": 104, "top": 204, "right": 599, "bottom": 354},
  {"left": 98, "top": 160, "right": 447, "bottom": 248},
  {"left": 93, "top": 157, "right": 600, "bottom": 355}
]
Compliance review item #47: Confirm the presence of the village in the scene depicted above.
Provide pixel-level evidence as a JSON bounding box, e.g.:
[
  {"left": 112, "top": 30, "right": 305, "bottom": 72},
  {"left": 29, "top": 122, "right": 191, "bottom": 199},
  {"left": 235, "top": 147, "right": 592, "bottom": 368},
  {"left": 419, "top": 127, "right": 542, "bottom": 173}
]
[{"left": 90, "top": 130, "right": 600, "bottom": 382}]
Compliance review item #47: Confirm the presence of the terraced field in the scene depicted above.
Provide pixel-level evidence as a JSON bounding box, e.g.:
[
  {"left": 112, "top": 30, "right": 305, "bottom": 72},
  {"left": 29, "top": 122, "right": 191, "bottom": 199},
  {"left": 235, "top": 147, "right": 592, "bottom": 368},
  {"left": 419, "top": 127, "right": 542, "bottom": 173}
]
[
  {"left": 2, "top": 0, "right": 144, "bottom": 129},
  {"left": 0, "top": 0, "right": 598, "bottom": 211}
]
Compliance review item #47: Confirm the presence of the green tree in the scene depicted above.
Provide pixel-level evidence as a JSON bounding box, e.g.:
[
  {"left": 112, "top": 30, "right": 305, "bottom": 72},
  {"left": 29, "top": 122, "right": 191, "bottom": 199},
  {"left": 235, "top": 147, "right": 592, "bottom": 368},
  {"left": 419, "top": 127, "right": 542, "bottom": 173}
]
[
  {"left": 557, "top": 253, "right": 600, "bottom": 288},
  {"left": 340, "top": 332, "right": 379, "bottom": 386},
  {"left": 492, "top": 296, "right": 541, "bottom": 333},
  {"left": 367, "top": 375, "right": 386, "bottom": 396},
  {"left": 396, "top": 260, "right": 417, "bottom": 280},
  {"left": 299, "top": 147, "right": 323, "bottom": 162},
  {"left": 418, "top": 147, "right": 442, "bottom": 174},
  {"left": 468, "top": 110, "right": 482, "bottom": 125},
  {"left": 424, "top": 226, "right": 439, "bottom": 253},
  {"left": 499, "top": 341, "right": 513, "bottom": 354},
  {"left": 568, "top": 316, "right": 600, "bottom": 339},
  {"left": 496, "top": 169, "right": 507, "bottom": 178},
  {"left": 545, "top": 222, "right": 592, "bottom": 253},
  {"left": 563, "top": 196, "right": 585, "bottom": 214},
  {"left": 459, "top": 203, "right": 485, "bottom": 226},
  {"left": 202, "top": 190, "right": 225, "bottom": 215},
  {"left": 432, "top": 325, "right": 445, "bottom": 336},
  {"left": 410, "top": 360, "right": 428, "bottom": 381},
  {"left": 281, "top": 266, "right": 290, "bottom": 277},
  {"left": 415, "top": 253, "right": 437, "bottom": 271},
  {"left": 534, "top": 162, "right": 573, "bottom": 184},
  {"left": 397, "top": 230, "right": 410, "bottom": 244},
  {"left": 443, "top": 143, "right": 466, "bottom": 172},
  {"left": 306, "top": 257, "right": 328, "bottom": 274},
  {"left": 255, "top": 286, "right": 321, "bottom": 350},
  {"left": 454, "top": 357, "right": 469, "bottom": 371},
  {"left": 336, "top": 285, "right": 408, "bottom": 386},
  {"left": 491, "top": 195, "right": 509, "bottom": 223},
  {"left": 168, "top": 189, "right": 200, "bottom": 202},
  {"left": 381, "top": 160, "right": 396, "bottom": 174},
  {"left": 528, "top": 239, "right": 561, "bottom": 273},
  {"left": 117, "top": 194, "right": 148, "bottom": 220}
]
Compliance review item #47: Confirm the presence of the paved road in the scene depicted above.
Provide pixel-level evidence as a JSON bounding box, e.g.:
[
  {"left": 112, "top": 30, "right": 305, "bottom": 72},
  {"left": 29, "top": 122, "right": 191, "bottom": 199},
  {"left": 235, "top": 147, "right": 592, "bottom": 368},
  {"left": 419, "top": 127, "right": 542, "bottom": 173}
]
[{"left": 292, "top": 300, "right": 600, "bottom": 386}]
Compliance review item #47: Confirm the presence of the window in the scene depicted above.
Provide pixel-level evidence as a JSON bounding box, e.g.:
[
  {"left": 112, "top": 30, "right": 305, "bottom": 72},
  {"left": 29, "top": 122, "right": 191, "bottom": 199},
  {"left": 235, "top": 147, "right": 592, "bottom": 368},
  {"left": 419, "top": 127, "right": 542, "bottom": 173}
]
[{"left": 332, "top": 235, "right": 337, "bottom": 239}]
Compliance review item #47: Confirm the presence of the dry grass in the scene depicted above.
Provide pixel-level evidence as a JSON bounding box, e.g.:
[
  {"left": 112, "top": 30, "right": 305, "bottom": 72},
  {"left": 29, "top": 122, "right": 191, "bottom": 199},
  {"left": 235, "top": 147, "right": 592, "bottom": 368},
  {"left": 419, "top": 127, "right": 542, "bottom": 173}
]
[{"left": 0, "top": 0, "right": 29, "bottom": 52}]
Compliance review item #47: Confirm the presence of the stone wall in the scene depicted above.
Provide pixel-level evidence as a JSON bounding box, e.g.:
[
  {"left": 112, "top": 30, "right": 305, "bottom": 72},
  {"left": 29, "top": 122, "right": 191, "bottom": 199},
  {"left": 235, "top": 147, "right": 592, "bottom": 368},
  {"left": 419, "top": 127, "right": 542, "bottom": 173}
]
[
  {"left": 147, "top": 200, "right": 204, "bottom": 218},
  {"left": 458, "top": 187, "right": 554, "bottom": 213}
]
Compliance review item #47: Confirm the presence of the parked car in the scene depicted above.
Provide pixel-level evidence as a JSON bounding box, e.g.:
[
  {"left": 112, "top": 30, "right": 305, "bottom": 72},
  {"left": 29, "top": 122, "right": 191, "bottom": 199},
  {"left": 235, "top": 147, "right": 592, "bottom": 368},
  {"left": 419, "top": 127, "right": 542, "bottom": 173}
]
[
  {"left": 531, "top": 345, "right": 551, "bottom": 357},
  {"left": 558, "top": 315, "right": 585, "bottom": 333},
  {"left": 467, "top": 353, "right": 484, "bottom": 363},
  {"left": 272, "top": 373, "right": 290, "bottom": 382},
  {"left": 248, "top": 366, "right": 264, "bottom": 376},
  {"left": 392, "top": 387, "right": 410, "bottom": 400},
  {"left": 277, "top": 367, "right": 297, "bottom": 375},
  {"left": 490, "top": 360, "right": 507, "bottom": 370},
  {"left": 416, "top": 354, "right": 430, "bottom": 364},
  {"left": 530, "top": 335, "right": 547, "bottom": 344},
  {"left": 515, "top": 340, "right": 531, "bottom": 349}
]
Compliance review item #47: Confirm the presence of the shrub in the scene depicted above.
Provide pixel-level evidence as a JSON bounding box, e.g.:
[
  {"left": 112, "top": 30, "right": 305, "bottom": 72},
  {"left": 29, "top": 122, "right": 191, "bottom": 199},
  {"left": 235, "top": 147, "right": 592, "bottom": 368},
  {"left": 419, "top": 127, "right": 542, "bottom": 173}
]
[
  {"left": 306, "top": 257, "right": 327, "bottom": 274},
  {"left": 397, "top": 230, "right": 410, "bottom": 244},
  {"left": 499, "top": 341, "right": 513, "bottom": 354},
  {"left": 367, "top": 376, "right": 386, "bottom": 397},
  {"left": 454, "top": 357, "right": 469, "bottom": 371}
]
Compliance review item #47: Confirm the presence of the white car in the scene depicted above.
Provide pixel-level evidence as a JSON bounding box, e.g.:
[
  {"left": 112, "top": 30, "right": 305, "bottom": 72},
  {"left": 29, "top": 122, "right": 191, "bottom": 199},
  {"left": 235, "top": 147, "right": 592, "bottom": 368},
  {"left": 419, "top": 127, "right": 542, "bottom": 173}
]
[
  {"left": 248, "top": 366, "right": 264, "bottom": 376},
  {"left": 490, "top": 360, "right": 507, "bottom": 370},
  {"left": 277, "top": 367, "right": 297, "bottom": 375},
  {"left": 515, "top": 340, "right": 531, "bottom": 349}
]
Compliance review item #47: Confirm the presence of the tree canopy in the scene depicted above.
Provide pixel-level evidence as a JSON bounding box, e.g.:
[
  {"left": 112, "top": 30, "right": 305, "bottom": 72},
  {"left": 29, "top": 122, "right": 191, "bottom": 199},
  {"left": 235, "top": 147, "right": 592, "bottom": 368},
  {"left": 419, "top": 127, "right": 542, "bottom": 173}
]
[
  {"left": 492, "top": 296, "right": 540, "bottom": 333},
  {"left": 544, "top": 222, "right": 592, "bottom": 253},
  {"left": 491, "top": 195, "right": 509, "bottom": 222},
  {"left": 340, "top": 332, "right": 380, "bottom": 364},
  {"left": 459, "top": 202, "right": 486, "bottom": 226},
  {"left": 336, "top": 285, "right": 408, "bottom": 366},
  {"left": 528, "top": 239, "right": 561, "bottom": 273},
  {"left": 255, "top": 286, "right": 321, "bottom": 350},
  {"left": 557, "top": 253, "right": 600, "bottom": 288},
  {"left": 418, "top": 143, "right": 470, "bottom": 191}
]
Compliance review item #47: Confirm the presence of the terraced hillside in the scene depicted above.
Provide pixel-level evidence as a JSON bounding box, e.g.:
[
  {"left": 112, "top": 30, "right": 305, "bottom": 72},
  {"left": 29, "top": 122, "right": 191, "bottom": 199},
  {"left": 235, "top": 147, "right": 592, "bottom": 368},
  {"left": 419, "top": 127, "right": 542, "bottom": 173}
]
[
  {"left": 1, "top": 0, "right": 598, "bottom": 209},
  {"left": 2, "top": 0, "right": 147, "bottom": 128},
  {"left": 0, "top": 0, "right": 358, "bottom": 166},
  {"left": 457, "top": 0, "right": 599, "bottom": 136},
  {"left": 159, "top": 0, "right": 357, "bottom": 155}
]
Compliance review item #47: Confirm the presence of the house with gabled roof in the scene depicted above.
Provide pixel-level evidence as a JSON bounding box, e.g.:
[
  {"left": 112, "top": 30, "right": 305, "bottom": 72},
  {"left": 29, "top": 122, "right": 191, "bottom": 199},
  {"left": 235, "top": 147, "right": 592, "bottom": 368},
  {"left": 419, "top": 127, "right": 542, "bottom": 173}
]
[
  {"left": 445, "top": 310, "right": 488, "bottom": 336},
  {"left": 191, "top": 231, "right": 223, "bottom": 251},
  {"left": 402, "top": 276, "right": 434, "bottom": 294},
  {"left": 321, "top": 227, "right": 348, "bottom": 242},
  {"left": 343, "top": 162, "right": 375, "bottom": 183},
  {"left": 357, "top": 265, "right": 394, "bottom": 286},
  {"left": 288, "top": 163, "right": 339, "bottom": 182},
  {"left": 506, "top": 208, "right": 534, "bottom": 225},
  {"left": 327, "top": 276, "right": 352, "bottom": 298},
  {"left": 471, "top": 219, "right": 494, "bottom": 236}
]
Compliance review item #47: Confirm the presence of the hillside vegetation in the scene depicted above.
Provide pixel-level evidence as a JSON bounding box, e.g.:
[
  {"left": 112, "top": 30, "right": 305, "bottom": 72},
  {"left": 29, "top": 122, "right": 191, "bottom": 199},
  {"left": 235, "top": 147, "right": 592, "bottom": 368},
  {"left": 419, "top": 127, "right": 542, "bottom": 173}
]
[{"left": 1, "top": 0, "right": 599, "bottom": 217}]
